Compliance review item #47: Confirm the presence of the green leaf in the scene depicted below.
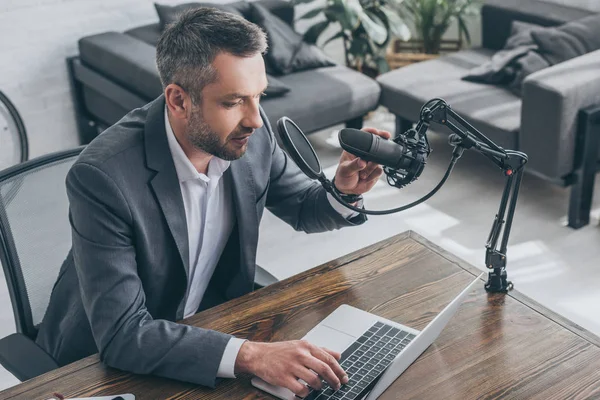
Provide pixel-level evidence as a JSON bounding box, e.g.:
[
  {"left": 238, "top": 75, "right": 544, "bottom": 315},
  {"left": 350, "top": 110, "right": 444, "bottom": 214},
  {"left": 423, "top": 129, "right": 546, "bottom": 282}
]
[
  {"left": 359, "top": 8, "right": 388, "bottom": 45},
  {"left": 302, "top": 20, "right": 330, "bottom": 44},
  {"left": 345, "top": 0, "right": 365, "bottom": 17},
  {"left": 380, "top": 6, "right": 411, "bottom": 41},
  {"left": 457, "top": 15, "right": 471, "bottom": 45},
  {"left": 348, "top": 35, "right": 370, "bottom": 57},
  {"left": 325, "top": 0, "right": 360, "bottom": 31},
  {"left": 322, "top": 30, "right": 346, "bottom": 47},
  {"left": 297, "top": 7, "right": 325, "bottom": 20},
  {"left": 375, "top": 55, "right": 390, "bottom": 74}
]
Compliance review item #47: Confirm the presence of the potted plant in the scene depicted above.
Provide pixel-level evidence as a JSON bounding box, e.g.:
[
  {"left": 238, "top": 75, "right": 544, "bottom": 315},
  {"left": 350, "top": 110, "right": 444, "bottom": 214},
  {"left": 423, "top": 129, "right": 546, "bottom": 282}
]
[
  {"left": 294, "top": 0, "right": 411, "bottom": 77},
  {"left": 400, "top": 0, "right": 481, "bottom": 54}
]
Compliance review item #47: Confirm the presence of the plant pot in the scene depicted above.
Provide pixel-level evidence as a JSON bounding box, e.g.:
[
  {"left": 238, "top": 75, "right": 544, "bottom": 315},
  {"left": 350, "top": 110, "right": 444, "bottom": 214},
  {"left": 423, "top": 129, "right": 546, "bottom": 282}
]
[{"left": 385, "top": 39, "right": 462, "bottom": 69}]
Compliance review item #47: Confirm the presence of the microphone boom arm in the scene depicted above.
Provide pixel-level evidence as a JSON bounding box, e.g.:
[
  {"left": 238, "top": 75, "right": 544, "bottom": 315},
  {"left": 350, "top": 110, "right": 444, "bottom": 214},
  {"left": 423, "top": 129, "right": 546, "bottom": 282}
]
[
  {"left": 316, "top": 98, "right": 527, "bottom": 293},
  {"left": 417, "top": 99, "right": 528, "bottom": 293}
]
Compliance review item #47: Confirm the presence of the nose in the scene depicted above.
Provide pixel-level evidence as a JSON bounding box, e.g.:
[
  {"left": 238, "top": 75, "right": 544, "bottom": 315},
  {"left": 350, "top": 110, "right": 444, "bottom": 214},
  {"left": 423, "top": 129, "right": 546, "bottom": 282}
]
[{"left": 243, "top": 99, "right": 264, "bottom": 130}]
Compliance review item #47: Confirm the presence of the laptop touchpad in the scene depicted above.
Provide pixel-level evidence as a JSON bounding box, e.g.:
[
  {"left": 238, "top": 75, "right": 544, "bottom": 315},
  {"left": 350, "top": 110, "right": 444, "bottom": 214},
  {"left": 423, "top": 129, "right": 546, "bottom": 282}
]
[{"left": 303, "top": 325, "right": 356, "bottom": 354}]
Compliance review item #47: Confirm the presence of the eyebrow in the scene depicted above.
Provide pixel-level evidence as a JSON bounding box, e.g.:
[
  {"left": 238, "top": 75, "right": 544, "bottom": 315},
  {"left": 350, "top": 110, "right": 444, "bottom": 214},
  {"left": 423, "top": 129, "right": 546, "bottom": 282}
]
[{"left": 222, "top": 84, "right": 269, "bottom": 100}]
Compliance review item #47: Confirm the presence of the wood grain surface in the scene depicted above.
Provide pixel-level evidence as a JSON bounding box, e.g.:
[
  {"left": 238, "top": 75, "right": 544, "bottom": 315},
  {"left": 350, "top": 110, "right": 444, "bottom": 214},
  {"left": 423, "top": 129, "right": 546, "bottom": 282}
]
[{"left": 2, "top": 231, "right": 599, "bottom": 400}]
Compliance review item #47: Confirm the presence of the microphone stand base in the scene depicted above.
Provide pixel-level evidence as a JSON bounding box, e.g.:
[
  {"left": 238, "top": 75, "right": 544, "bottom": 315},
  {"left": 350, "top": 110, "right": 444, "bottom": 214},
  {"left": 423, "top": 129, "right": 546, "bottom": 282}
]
[{"left": 484, "top": 267, "right": 513, "bottom": 293}]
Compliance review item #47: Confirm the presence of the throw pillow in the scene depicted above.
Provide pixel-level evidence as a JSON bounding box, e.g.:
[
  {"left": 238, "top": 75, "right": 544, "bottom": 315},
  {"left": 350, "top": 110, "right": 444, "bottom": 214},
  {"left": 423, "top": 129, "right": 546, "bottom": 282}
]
[
  {"left": 463, "top": 21, "right": 544, "bottom": 85},
  {"left": 265, "top": 74, "right": 291, "bottom": 98},
  {"left": 248, "top": 2, "right": 335, "bottom": 75},
  {"left": 154, "top": 2, "right": 243, "bottom": 31},
  {"left": 531, "top": 13, "right": 600, "bottom": 65}
]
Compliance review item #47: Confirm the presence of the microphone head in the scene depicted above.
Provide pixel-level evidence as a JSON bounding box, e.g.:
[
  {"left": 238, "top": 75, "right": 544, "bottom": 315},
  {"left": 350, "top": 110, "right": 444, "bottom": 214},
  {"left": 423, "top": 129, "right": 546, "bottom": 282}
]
[
  {"left": 338, "top": 126, "right": 430, "bottom": 189},
  {"left": 339, "top": 128, "right": 406, "bottom": 170},
  {"left": 339, "top": 128, "right": 373, "bottom": 154}
]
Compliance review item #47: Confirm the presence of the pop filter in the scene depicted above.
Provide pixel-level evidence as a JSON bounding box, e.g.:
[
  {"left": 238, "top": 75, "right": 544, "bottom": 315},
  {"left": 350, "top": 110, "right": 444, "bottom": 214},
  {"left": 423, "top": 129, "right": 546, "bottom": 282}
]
[{"left": 277, "top": 116, "right": 324, "bottom": 181}]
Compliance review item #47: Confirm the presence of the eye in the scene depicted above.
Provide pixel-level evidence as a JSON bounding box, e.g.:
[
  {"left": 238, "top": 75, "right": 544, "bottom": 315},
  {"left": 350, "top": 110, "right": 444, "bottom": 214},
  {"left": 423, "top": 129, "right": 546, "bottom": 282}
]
[{"left": 223, "top": 100, "right": 243, "bottom": 108}]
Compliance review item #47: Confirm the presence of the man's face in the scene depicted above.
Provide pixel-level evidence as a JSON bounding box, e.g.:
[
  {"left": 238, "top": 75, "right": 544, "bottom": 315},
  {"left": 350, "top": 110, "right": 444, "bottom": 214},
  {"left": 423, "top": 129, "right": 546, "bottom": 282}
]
[{"left": 185, "top": 52, "right": 268, "bottom": 160}]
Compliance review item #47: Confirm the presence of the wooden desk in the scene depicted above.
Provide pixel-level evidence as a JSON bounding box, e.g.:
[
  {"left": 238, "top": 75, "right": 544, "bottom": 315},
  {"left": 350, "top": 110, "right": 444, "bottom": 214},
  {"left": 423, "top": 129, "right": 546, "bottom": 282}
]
[{"left": 2, "top": 231, "right": 600, "bottom": 400}]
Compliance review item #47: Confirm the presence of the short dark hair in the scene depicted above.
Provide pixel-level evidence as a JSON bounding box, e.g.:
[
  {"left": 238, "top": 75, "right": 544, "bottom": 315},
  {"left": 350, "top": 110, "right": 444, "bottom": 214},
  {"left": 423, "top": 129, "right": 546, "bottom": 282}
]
[{"left": 156, "top": 7, "right": 268, "bottom": 103}]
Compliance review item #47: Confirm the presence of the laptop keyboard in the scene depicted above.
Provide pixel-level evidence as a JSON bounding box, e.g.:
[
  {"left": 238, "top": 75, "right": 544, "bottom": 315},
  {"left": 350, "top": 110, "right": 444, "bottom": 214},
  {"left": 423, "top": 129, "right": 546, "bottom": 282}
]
[{"left": 303, "top": 321, "right": 415, "bottom": 400}]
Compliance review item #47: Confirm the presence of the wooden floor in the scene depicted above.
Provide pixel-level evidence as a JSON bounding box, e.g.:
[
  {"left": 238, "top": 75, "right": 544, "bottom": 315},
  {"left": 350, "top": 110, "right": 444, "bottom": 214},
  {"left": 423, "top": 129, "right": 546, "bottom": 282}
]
[{"left": 0, "top": 109, "right": 599, "bottom": 390}]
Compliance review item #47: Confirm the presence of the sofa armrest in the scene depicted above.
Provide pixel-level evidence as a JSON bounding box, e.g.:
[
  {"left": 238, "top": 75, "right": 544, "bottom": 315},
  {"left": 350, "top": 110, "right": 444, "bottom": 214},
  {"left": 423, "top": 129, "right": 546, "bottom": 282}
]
[
  {"left": 481, "top": 0, "right": 594, "bottom": 51},
  {"left": 79, "top": 32, "right": 162, "bottom": 101},
  {"left": 255, "top": 0, "right": 294, "bottom": 27},
  {"left": 520, "top": 50, "right": 600, "bottom": 181}
]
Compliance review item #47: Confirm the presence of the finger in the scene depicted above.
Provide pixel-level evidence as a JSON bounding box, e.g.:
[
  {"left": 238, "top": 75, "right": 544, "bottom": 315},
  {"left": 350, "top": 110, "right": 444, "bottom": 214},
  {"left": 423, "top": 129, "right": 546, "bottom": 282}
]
[
  {"left": 366, "top": 166, "right": 383, "bottom": 182},
  {"left": 286, "top": 378, "right": 310, "bottom": 397},
  {"left": 360, "top": 168, "right": 383, "bottom": 192},
  {"left": 362, "top": 127, "right": 392, "bottom": 140},
  {"left": 311, "top": 347, "right": 348, "bottom": 386},
  {"left": 294, "top": 367, "right": 322, "bottom": 390},
  {"left": 337, "top": 157, "right": 367, "bottom": 177},
  {"left": 339, "top": 150, "right": 357, "bottom": 162},
  {"left": 304, "top": 356, "right": 341, "bottom": 390},
  {"left": 322, "top": 347, "right": 341, "bottom": 361},
  {"left": 359, "top": 161, "right": 379, "bottom": 181}
]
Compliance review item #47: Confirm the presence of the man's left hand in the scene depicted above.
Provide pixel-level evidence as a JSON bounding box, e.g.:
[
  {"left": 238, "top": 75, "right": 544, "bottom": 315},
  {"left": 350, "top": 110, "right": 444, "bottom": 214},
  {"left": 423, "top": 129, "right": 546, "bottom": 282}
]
[{"left": 333, "top": 127, "right": 392, "bottom": 195}]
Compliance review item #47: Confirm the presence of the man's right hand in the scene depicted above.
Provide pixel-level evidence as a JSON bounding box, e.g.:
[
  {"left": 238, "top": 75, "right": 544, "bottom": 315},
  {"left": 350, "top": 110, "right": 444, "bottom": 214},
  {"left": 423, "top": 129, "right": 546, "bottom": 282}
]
[{"left": 235, "top": 340, "right": 349, "bottom": 397}]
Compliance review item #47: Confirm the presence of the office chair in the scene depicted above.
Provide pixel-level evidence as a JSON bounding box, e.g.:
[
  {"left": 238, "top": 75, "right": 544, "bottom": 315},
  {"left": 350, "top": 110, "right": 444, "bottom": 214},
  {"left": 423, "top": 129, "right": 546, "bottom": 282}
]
[
  {"left": 0, "top": 147, "right": 83, "bottom": 381},
  {"left": 0, "top": 91, "right": 28, "bottom": 170},
  {"left": 0, "top": 146, "right": 277, "bottom": 381}
]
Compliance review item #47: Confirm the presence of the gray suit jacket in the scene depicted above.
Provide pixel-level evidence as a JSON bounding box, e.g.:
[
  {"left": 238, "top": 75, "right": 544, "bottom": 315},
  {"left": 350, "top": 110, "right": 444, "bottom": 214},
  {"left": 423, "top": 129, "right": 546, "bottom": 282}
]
[{"left": 36, "top": 95, "right": 366, "bottom": 387}]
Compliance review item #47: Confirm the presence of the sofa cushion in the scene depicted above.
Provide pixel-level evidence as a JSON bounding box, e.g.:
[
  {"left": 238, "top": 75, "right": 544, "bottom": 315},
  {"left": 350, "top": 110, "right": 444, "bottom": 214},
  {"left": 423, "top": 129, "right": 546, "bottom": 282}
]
[
  {"left": 125, "top": 23, "right": 162, "bottom": 47},
  {"left": 264, "top": 75, "right": 291, "bottom": 98},
  {"left": 154, "top": 2, "right": 245, "bottom": 31},
  {"left": 536, "top": 0, "right": 600, "bottom": 12},
  {"left": 377, "top": 49, "right": 521, "bottom": 150},
  {"left": 463, "top": 21, "right": 551, "bottom": 95},
  {"left": 79, "top": 32, "right": 163, "bottom": 100},
  {"left": 248, "top": 2, "right": 335, "bottom": 75},
  {"left": 463, "top": 21, "right": 541, "bottom": 86},
  {"left": 481, "top": 0, "right": 596, "bottom": 51},
  {"left": 261, "top": 65, "right": 380, "bottom": 134},
  {"left": 531, "top": 13, "right": 600, "bottom": 65}
]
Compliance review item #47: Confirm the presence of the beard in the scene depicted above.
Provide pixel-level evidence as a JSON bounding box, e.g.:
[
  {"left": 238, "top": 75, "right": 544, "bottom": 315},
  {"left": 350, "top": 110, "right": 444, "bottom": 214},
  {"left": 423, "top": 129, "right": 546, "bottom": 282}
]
[{"left": 185, "top": 108, "right": 252, "bottom": 161}]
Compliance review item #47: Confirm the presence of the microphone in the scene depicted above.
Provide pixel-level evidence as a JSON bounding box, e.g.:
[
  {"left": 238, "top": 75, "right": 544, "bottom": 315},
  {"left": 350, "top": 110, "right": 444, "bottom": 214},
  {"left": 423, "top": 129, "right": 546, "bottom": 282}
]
[{"left": 338, "top": 127, "right": 431, "bottom": 188}]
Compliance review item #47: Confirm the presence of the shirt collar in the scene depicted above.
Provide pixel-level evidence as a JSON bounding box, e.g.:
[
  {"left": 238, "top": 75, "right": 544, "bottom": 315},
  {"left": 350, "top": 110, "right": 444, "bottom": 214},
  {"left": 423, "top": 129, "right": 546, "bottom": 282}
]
[{"left": 164, "top": 106, "right": 230, "bottom": 183}]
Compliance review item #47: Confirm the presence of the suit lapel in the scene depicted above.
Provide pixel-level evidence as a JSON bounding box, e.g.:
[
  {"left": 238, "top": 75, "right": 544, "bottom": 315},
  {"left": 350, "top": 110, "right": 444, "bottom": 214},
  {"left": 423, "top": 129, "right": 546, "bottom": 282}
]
[
  {"left": 226, "top": 155, "right": 259, "bottom": 299},
  {"left": 143, "top": 95, "right": 260, "bottom": 310},
  {"left": 144, "top": 96, "right": 190, "bottom": 285},
  {"left": 150, "top": 172, "right": 189, "bottom": 275}
]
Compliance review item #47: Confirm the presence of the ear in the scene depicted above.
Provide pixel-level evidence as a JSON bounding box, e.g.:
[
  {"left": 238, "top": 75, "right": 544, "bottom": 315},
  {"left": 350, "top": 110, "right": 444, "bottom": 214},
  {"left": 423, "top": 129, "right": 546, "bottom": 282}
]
[{"left": 165, "top": 84, "right": 192, "bottom": 120}]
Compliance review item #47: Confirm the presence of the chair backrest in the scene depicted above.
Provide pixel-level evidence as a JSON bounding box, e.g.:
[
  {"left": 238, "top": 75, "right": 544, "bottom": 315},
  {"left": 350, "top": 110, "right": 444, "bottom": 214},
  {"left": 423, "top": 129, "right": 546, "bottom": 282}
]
[{"left": 0, "top": 147, "right": 83, "bottom": 340}]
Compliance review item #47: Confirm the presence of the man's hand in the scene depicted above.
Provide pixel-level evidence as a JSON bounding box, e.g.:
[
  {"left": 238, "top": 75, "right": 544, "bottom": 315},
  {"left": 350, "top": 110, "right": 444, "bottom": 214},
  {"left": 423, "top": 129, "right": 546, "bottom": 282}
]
[
  {"left": 235, "top": 340, "right": 349, "bottom": 397},
  {"left": 333, "top": 127, "right": 392, "bottom": 195}
]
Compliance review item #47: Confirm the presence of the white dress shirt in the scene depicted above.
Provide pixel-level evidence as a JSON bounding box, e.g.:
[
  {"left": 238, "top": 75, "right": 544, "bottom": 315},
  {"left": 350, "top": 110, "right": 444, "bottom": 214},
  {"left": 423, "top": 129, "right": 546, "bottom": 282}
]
[{"left": 165, "top": 107, "right": 359, "bottom": 379}]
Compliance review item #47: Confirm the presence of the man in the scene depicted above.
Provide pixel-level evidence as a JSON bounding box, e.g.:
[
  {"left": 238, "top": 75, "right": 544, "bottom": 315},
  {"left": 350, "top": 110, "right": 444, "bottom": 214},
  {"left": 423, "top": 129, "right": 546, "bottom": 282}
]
[{"left": 36, "top": 8, "right": 390, "bottom": 397}]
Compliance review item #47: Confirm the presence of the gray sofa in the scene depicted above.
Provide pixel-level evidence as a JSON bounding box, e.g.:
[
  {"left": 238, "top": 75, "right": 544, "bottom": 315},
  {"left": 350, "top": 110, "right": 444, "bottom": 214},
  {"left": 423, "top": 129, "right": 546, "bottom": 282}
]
[
  {"left": 68, "top": 0, "right": 380, "bottom": 144},
  {"left": 377, "top": 0, "right": 600, "bottom": 228}
]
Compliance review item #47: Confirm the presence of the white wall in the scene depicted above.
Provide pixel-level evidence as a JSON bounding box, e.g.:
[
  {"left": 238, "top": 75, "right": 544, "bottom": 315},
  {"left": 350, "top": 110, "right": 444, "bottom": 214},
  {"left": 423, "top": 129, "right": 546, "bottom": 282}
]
[
  {"left": 0, "top": 0, "right": 480, "bottom": 166},
  {"left": 0, "top": 0, "right": 185, "bottom": 164}
]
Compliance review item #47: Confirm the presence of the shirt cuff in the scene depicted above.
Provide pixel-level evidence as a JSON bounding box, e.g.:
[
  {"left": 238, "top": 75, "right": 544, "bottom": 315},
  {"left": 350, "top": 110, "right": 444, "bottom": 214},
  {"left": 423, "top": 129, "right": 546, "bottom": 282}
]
[
  {"left": 216, "top": 337, "right": 247, "bottom": 378},
  {"left": 327, "top": 192, "right": 364, "bottom": 220}
]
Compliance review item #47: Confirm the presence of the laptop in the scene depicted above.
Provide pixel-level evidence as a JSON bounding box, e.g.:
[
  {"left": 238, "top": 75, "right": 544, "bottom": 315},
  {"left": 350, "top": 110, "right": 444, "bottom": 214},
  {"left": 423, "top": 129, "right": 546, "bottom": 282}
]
[{"left": 251, "top": 273, "right": 484, "bottom": 399}]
